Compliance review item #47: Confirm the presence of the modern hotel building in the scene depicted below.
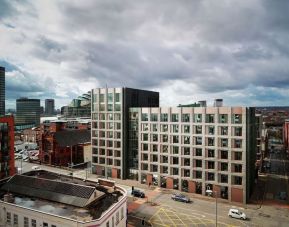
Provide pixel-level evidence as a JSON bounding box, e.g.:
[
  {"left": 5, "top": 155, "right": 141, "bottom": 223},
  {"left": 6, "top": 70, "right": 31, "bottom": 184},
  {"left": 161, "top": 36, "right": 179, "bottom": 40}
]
[{"left": 91, "top": 88, "right": 256, "bottom": 204}]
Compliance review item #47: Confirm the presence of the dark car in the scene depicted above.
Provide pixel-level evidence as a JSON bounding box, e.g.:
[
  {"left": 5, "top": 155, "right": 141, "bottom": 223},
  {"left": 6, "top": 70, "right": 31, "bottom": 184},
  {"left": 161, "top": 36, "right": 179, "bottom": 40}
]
[
  {"left": 171, "top": 193, "right": 190, "bottom": 203},
  {"left": 131, "top": 189, "right": 145, "bottom": 198}
]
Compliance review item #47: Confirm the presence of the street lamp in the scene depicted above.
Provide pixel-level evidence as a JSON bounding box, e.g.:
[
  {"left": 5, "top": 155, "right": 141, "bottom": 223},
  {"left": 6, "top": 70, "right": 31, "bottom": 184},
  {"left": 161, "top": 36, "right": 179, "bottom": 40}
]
[{"left": 206, "top": 189, "right": 218, "bottom": 227}]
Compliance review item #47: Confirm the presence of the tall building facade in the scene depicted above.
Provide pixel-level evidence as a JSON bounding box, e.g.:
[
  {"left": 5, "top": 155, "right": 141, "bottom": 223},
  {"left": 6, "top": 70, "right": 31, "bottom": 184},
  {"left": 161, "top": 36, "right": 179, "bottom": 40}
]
[
  {"left": 91, "top": 87, "right": 159, "bottom": 179},
  {"left": 0, "top": 67, "right": 5, "bottom": 116},
  {"left": 15, "top": 98, "right": 40, "bottom": 127},
  {"left": 134, "top": 106, "right": 256, "bottom": 204},
  {"left": 0, "top": 116, "right": 15, "bottom": 178},
  {"left": 45, "top": 99, "right": 55, "bottom": 116}
]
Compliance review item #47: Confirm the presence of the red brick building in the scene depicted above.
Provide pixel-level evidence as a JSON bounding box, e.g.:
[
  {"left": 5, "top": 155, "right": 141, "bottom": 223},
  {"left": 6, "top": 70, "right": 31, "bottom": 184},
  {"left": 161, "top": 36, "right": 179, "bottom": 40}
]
[
  {"left": 40, "top": 122, "right": 90, "bottom": 166},
  {"left": 0, "top": 116, "right": 15, "bottom": 178},
  {"left": 23, "top": 127, "right": 41, "bottom": 144},
  {"left": 284, "top": 120, "right": 289, "bottom": 155}
]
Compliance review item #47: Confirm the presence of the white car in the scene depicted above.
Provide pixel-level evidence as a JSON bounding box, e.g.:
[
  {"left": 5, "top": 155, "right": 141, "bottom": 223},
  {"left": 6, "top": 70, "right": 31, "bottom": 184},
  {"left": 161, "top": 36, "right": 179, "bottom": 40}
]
[
  {"left": 31, "top": 166, "right": 41, "bottom": 171},
  {"left": 228, "top": 208, "right": 246, "bottom": 220}
]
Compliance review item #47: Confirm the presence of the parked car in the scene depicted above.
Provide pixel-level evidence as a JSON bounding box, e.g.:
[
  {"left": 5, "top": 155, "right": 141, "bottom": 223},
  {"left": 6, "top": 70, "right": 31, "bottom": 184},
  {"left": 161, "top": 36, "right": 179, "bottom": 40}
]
[
  {"left": 131, "top": 189, "right": 145, "bottom": 198},
  {"left": 171, "top": 193, "right": 190, "bottom": 203},
  {"left": 228, "top": 208, "right": 246, "bottom": 220}
]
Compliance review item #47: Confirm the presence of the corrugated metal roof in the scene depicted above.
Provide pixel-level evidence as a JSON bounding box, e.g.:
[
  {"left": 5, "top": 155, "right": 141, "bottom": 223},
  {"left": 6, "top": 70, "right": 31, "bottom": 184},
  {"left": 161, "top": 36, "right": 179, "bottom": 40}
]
[{"left": 1, "top": 175, "right": 104, "bottom": 208}]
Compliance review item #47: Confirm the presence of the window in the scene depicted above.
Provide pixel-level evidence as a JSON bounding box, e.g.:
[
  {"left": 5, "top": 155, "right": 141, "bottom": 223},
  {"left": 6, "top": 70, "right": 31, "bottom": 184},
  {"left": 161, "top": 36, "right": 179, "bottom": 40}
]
[
  {"left": 232, "top": 114, "right": 242, "bottom": 124},
  {"left": 106, "top": 221, "right": 110, "bottom": 227},
  {"left": 172, "top": 124, "right": 179, "bottom": 133},
  {"left": 172, "top": 157, "right": 179, "bottom": 165},
  {"left": 221, "top": 162, "right": 228, "bottom": 171},
  {"left": 171, "top": 114, "right": 179, "bottom": 122},
  {"left": 234, "top": 152, "right": 242, "bottom": 160},
  {"left": 208, "top": 126, "right": 215, "bottom": 135},
  {"left": 142, "top": 154, "right": 148, "bottom": 161},
  {"left": 234, "top": 127, "right": 242, "bottom": 136},
  {"left": 234, "top": 176, "right": 242, "bottom": 185},
  {"left": 13, "top": 214, "right": 18, "bottom": 225},
  {"left": 195, "top": 137, "right": 202, "bottom": 145},
  {"left": 142, "top": 113, "right": 148, "bottom": 121},
  {"left": 172, "top": 135, "right": 179, "bottom": 143},
  {"left": 183, "top": 147, "right": 190, "bottom": 155},
  {"left": 115, "top": 104, "right": 121, "bottom": 111},
  {"left": 152, "top": 155, "right": 158, "bottom": 162},
  {"left": 220, "top": 126, "right": 228, "bottom": 135},
  {"left": 100, "top": 104, "right": 105, "bottom": 111},
  {"left": 107, "top": 104, "right": 113, "bottom": 111},
  {"left": 107, "top": 93, "right": 113, "bottom": 102},
  {"left": 143, "top": 143, "right": 148, "bottom": 151},
  {"left": 182, "top": 114, "right": 190, "bottom": 122},
  {"left": 160, "top": 113, "right": 168, "bottom": 122},
  {"left": 161, "top": 124, "right": 168, "bottom": 132},
  {"left": 221, "top": 138, "right": 228, "bottom": 147},
  {"left": 24, "top": 217, "right": 29, "bottom": 227},
  {"left": 162, "top": 166, "right": 168, "bottom": 174},
  {"left": 115, "top": 113, "right": 121, "bottom": 120},
  {"left": 195, "top": 125, "right": 202, "bottom": 134},
  {"left": 172, "top": 168, "right": 179, "bottom": 175},
  {"left": 184, "top": 158, "right": 190, "bottom": 166},
  {"left": 31, "top": 219, "right": 37, "bottom": 227},
  {"left": 150, "top": 113, "right": 158, "bottom": 121},
  {"left": 143, "top": 133, "right": 148, "bottom": 141},
  {"left": 208, "top": 149, "right": 215, "bottom": 157},
  {"left": 206, "top": 114, "right": 214, "bottom": 123},
  {"left": 152, "top": 134, "right": 158, "bottom": 142},
  {"left": 234, "top": 164, "right": 242, "bottom": 173},
  {"left": 194, "top": 114, "right": 202, "bottom": 123},
  {"left": 184, "top": 169, "right": 190, "bottom": 177},
  {"left": 162, "top": 155, "right": 168, "bottom": 163},
  {"left": 234, "top": 139, "right": 242, "bottom": 148},
  {"left": 183, "top": 125, "right": 190, "bottom": 133},
  {"left": 208, "top": 161, "right": 215, "bottom": 169},
  {"left": 220, "top": 174, "right": 228, "bottom": 183},
  {"left": 162, "top": 135, "right": 168, "bottom": 143},
  {"left": 52, "top": 225, "right": 57, "bottom": 227},
  {"left": 207, "top": 172, "right": 215, "bottom": 181},
  {"left": 195, "top": 148, "right": 202, "bottom": 156},
  {"left": 152, "top": 124, "right": 158, "bottom": 132},
  {"left": 207, "top": 138, "right": 214, "bottom": 146},
  {"left": 195, "top": 171, "right": 202, "bottom": 179},
  {"left": 172, "top": 146, "right": 179, "bottom": 154},
  {"left": 142, "top": 123, "right": 149, "bottom": 131},
  {"left": 152, "top": 144, "right": 158, "bottom": 152},
  {"left": 183, "top": 136, "right": 190, "bottom": 144},
  {"left": 220, "top": 150, "right": 228, "bottom": 159},
  {"left": 195, "top": 159, "right": 202, "bottom": 167},
  {"left": 219, "top": 114, "right": 228, "bottom": 123},
  {"left": 115, "top": 93, "right": 120, "bottom": 102},
  {"left": 162, "top": 145, "right": 168, "bottom": 153},
  {"left": 100, "top": 94, "right": 105, "bottom": 103},
  {"left": 6, "top": 212, "right": 11, "bottom": 224}
]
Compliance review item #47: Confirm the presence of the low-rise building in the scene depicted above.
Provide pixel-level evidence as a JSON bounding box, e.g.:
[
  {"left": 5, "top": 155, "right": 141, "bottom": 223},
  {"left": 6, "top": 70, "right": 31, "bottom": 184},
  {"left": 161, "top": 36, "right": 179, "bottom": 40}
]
[
  {"left": 40, "top": 121, "right": 91, "bottom": 166},
  {"left": 0, "top": 171, "right": 127, "bottom": 227}
]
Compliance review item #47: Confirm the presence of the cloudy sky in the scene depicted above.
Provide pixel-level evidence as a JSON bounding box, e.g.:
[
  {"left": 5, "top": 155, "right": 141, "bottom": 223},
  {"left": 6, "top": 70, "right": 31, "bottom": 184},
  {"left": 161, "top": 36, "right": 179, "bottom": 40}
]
[{"left": 1, "top": 0, "right": 289, "bottom": 109}]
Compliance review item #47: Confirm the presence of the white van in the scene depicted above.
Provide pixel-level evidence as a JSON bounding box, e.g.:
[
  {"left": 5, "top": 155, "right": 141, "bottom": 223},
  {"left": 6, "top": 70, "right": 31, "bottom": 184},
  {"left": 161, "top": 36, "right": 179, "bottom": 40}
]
[{"left": 228, "top": 208, "right": 246, "bottom": 220}]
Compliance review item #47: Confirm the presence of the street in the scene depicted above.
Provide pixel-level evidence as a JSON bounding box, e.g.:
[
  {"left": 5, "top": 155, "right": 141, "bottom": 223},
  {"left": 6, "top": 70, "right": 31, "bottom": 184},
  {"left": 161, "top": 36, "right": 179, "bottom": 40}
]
[{"left": 15, "top": 160, "right": 289, "bottom": 226}]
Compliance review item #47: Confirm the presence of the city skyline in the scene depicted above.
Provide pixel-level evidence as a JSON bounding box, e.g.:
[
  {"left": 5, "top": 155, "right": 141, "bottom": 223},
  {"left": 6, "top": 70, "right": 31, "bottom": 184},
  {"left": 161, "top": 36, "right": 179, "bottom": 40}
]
[{"left": 1, "top": 1, "right": 289, "bottom": 109}]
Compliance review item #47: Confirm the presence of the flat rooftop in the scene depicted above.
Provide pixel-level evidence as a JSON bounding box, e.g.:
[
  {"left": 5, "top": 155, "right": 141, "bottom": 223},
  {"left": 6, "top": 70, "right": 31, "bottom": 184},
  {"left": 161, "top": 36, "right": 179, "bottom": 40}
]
[{"left": 0, "top": 171, "right": 124, "bottom": 222}]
